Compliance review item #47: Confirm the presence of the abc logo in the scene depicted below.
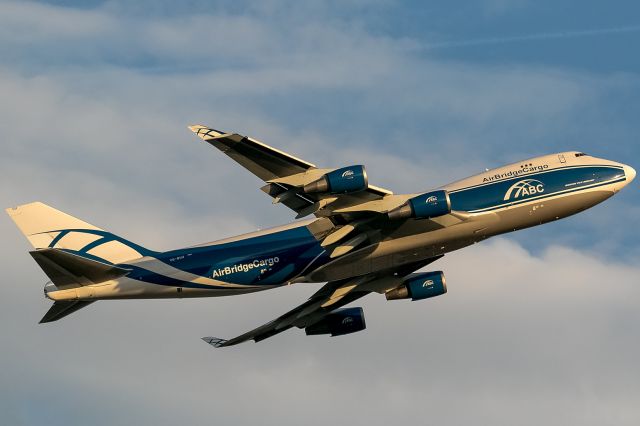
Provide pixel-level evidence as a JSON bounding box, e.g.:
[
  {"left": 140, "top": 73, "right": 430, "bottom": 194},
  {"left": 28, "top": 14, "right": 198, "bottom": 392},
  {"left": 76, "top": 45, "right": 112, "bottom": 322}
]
[{"left": 504, "top": 179, "right": 545, "bottom": 200}]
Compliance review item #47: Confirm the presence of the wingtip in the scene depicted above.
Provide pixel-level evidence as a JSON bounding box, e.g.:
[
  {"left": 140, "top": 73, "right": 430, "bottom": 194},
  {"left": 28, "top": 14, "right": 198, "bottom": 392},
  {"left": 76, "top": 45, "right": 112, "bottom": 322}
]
[
  {"left": 201, "top": 336, "right": 228, "bottom": 348},
  {"left": 188, "top": 124, "right": 226, "bottom": 140}
]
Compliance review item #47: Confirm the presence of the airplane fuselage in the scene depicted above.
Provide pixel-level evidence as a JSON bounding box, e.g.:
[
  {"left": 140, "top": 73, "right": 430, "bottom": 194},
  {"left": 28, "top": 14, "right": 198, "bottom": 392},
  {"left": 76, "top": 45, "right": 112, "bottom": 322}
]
[{"left": 45, "top": 151, "right": 634, "bottom": 302}]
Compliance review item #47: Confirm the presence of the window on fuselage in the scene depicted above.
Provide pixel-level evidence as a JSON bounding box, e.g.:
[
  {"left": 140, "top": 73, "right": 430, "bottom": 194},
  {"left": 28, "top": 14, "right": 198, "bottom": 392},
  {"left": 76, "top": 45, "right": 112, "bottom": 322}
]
[{"left": 575, "top": 152, "right": 588, "bottom": 157}]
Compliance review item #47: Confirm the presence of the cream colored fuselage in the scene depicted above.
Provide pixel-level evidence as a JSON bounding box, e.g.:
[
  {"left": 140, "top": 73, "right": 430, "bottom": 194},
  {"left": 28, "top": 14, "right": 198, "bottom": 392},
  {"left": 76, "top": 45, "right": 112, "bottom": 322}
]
[{"left": 46, "top": 152, "right": 635, "bottom": 302}]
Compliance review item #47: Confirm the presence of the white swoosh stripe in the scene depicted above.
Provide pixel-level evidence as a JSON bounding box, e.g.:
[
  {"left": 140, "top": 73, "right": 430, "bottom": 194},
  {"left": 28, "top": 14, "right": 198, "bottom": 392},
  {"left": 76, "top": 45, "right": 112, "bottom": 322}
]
[{"left": 131, "top": 257, "right": 267, "bottom": 289}]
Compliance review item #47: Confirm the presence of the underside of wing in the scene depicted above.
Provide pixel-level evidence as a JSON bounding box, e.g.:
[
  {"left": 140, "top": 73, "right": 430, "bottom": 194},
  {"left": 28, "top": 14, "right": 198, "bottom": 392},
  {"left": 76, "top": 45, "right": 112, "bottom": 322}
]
[
  {"left": 201, "top": 256, "right": 442, "bottom": 348},
  {"left": 202, "top": 278, "right": 370, "bottom": 347}
]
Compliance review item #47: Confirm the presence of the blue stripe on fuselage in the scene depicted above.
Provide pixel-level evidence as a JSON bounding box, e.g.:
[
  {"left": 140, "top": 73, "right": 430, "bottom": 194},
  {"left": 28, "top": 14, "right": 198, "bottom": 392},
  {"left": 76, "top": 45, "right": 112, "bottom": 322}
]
[
  {"left": 449, "top": 165, "right": 624, "bottom": 213},
  {"left": 140, "top": 224, "right": 328, "bottom": 286}
]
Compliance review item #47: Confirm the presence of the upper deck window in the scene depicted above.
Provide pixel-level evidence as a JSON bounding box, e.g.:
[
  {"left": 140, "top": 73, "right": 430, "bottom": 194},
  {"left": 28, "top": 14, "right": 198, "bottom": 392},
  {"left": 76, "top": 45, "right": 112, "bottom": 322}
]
[{"left": 574, "top": 152, "right": 588, "bottom": 157}]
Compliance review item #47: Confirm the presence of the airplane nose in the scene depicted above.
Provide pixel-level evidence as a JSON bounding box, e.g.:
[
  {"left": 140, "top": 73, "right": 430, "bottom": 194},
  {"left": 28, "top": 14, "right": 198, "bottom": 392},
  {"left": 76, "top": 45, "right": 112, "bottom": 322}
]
[{"left": 623, "top": 164, "right": 636, "bottom": 184}]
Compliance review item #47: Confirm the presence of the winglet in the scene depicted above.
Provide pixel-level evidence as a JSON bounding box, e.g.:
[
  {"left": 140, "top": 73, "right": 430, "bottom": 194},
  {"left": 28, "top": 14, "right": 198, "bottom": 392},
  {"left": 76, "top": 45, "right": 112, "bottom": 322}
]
[
  {"left": 188, "top": 125, "right": 227, "bottom": 140},
  {"left": 201, "top": 336, "right": 228, "bottom": 348}
]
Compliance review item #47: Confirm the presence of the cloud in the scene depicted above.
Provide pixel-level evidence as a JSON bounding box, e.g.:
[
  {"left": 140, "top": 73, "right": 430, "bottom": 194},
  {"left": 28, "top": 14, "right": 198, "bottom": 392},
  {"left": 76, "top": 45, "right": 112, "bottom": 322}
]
[
  {"left": 424, "top": 25, "right": 640, "bottom": 50},
  {"left": 1, "top": 1, "right": 639, "bottom": 425},
  {"left": 1, "top": 235, "right": 639, "bottom": 425}
]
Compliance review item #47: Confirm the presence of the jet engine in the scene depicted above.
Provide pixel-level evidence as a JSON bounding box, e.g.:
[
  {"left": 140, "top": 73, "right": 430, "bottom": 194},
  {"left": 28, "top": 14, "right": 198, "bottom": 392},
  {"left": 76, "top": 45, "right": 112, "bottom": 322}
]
[
  {"left": 303, "top": 165, "right": 368, "bottom": 194},
  {"left": 387, "top": 190, "right": 451, "bottom": 220},
  {"left": 385, "top": 271, "right": 447, "bottom": 301},
  {"left": 305, "top": 307, "right": 366, "bottom": 336}
]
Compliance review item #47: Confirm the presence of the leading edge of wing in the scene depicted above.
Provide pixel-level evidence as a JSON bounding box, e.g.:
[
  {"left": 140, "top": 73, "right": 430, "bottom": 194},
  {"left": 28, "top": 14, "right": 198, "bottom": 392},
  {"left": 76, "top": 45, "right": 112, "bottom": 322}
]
[{"left": 189, "top": 124, "right": 317, "bottom": 172}]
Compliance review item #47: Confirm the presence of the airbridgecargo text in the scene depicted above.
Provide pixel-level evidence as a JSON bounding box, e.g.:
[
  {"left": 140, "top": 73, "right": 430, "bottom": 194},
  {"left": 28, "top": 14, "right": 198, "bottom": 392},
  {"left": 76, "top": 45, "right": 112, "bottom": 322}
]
[
  {"left": 212, "top": 257, "right": 280, "bottom": 278},
  {"left": 483, "top": 164, "right": 549, "bottom": 182}
]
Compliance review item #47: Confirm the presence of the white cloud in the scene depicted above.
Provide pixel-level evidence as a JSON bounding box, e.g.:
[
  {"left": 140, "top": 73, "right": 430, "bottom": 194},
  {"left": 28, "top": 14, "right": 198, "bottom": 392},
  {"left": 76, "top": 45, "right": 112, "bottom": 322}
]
[
  {"left": 0, "top": 1, "right": 639, "bottom": 425},
  {"left": 1, "top": 235, "right": 639, "bottom": 425}
]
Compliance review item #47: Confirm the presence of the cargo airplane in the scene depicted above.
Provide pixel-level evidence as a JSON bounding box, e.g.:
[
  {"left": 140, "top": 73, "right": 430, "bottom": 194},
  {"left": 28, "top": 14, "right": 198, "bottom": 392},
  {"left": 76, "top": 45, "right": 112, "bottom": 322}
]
[{"left": 6, "top": 125, "right": 636, "bottom": 347}]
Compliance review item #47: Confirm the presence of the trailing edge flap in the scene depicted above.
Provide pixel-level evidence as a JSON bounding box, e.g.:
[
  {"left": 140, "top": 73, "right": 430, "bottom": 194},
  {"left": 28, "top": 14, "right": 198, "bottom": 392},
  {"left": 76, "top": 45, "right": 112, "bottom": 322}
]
[
  {"left": 40, "top": 301, "right": 94, "bottom": 324},
  {"left": 30, "top": 248, "right": 131, "bottom": 289}
]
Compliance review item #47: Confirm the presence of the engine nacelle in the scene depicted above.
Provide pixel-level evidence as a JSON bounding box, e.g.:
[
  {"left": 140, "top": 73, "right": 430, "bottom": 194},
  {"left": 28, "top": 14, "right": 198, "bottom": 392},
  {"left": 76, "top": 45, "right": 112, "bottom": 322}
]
[
  {"left": 303, "top": 165, "right": 368, "bottom": 194},
  {"left": 387, "top": 190, "right": 451, "bottom": 220},
  {"left": 305, "top": 307, "right": 366, "bottom": 336},
  {"left": 385, "top": 271, "right": 447, "bottom": 301}
]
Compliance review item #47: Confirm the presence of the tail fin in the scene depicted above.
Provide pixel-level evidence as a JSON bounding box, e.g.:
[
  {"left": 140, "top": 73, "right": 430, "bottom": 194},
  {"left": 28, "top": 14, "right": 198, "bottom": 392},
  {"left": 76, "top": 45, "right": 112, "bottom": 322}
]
[
  {"left": 6, "top": 202, "right": 152, "bottom": 324},
  {"left": 6, "top": 202, "right": 152, "bottom": 265}
]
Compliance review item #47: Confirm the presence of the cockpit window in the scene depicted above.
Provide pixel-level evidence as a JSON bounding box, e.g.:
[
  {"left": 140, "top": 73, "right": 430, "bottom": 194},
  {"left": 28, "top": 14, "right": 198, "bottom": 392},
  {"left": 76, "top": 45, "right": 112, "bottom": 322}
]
[{"left": 575, "top": 152, "right": 588, "bottom": 157}]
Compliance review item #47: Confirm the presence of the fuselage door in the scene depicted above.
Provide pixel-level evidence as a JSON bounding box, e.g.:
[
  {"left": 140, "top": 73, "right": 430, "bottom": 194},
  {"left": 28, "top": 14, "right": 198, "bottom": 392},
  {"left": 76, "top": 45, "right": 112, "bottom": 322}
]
[{"left": 558, "top": 154, "right": 566, "bottom": 163}]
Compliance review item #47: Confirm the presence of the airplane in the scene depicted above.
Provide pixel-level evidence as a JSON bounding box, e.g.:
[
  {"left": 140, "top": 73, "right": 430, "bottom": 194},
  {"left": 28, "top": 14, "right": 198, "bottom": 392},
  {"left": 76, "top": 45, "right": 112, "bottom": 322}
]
[{"left": 6, "top": 125, "right": 636, "bottom": 348}]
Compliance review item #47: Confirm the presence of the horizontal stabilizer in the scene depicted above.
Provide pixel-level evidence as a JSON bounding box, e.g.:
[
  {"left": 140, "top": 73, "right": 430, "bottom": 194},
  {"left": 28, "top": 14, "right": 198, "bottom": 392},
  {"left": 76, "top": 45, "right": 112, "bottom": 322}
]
[
  {"left": 40, "top": 300, "right": 94, "bottom": 324},
  {"left": 30, "top": 248, "right": 131, "bottom": 289}
]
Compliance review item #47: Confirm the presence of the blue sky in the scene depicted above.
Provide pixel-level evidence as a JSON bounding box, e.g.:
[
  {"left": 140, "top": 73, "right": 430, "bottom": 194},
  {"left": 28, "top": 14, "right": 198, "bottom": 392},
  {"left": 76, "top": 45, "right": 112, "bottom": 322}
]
[{"left": 1, "top": 1, "right": 639, "bottom": 425}]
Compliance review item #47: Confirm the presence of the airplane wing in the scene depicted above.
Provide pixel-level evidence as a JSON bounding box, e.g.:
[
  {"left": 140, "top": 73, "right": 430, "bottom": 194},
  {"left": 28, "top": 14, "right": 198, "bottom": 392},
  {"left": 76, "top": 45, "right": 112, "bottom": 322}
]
[
  {"left": 202, "top": 281, "right": 370, "bottom": 348},
  {"left": 190, "top": 124, "right": 486, "bottom": 260},
  {"left": 189, "top": 125, "right": 316, "bottom": 182},
  {"left": 202, "top": 257, "right": 441, "bottom": 348},
  {"left": 189, "top": 125, "right": 393, "bottom": 219}
]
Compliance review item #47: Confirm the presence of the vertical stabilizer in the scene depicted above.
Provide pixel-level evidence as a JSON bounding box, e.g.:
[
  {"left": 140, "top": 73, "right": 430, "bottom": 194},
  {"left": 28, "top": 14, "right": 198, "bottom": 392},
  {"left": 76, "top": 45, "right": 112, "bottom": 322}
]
[
  {"left": 6, "top": 202, "right": 101, "bottom": 250},
  {"left": 6, "top": 202, "right": 152, "bottom": 264}
]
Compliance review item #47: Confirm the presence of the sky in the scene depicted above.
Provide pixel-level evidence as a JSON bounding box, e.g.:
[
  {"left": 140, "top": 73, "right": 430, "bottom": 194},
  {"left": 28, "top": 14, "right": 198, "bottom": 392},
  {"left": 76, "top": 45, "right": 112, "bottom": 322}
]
[{"left": 0, "top": 1, "right": 639, "bottom": 425}]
